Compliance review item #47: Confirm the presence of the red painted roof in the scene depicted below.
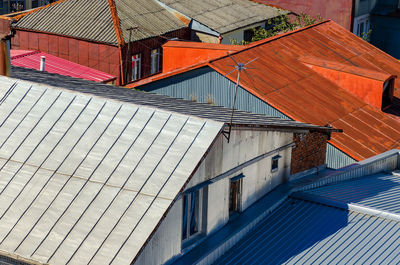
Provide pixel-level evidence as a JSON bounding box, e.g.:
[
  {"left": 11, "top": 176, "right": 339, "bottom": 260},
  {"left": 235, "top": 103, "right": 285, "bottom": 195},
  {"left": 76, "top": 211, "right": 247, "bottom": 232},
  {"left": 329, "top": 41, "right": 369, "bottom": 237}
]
[
  {"left": 209, "top": 21, "right": 400, "bottom": 161},
  {"left": 10, "top": 50, "right": 116, "bottom": 83}
]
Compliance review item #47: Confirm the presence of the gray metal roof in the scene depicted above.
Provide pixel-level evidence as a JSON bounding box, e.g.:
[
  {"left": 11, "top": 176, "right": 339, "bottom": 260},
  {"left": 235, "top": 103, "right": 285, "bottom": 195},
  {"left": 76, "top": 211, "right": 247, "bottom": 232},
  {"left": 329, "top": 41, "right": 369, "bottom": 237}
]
[
  {"left": 215, "top": 197, "right": 400, "bottom": 265},
  {"left": 159, "top": 0, "right": 288, "bottom": 34},
  {"left": 0, "top": 77, "right": 223, "bottom": 264},
  {"left": 301, "top": 171, "right": 400, "bottom": 215},
  {"left": 13, "top": 0, "right": 186, "bottom": 45},
  {"left": 10, "top": 66, "right": 336, "bottom": 133}
]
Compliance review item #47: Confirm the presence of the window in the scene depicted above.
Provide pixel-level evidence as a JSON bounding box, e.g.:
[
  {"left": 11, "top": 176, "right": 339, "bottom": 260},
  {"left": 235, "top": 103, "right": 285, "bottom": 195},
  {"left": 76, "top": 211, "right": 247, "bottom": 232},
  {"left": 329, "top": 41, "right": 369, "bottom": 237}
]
[
  {"left": 182, "top": 190, "right": 202, "bottom": 241},
  {"left": 131, "top": 54, "right": 141, "bottom": 81},
  {"left": 353, "top": 14, "right": 370, "bottom": 39},
  {"left": 10, "top": 0, "right": 25, "bottom": 12},
  {"left": 229, "top": 176, "right": 242, "bottom": 214},
  {"left": 271, "top": 155, "right": 281, "bottom": 172},
  {"left": 244, "top": 26, "right": 261, "bottom": 42},
  {"left": 382, "top": 79, "right": 394, "bottom": 109},
  {"left": 150, "top": 48, "right": 160, "bottom": 75}
]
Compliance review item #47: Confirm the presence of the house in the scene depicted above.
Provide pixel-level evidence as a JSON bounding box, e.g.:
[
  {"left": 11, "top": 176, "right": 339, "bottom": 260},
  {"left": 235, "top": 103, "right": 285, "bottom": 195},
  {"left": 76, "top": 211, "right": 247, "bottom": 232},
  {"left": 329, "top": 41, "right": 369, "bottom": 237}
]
[
  {"left": 255, "top": 0, "right": 400, "bottom": 58},
  {"left": 156, "top": 0, "right": 289, "bottom": 44},
  {"left": 174, "top": 149, "right": 400, "bottom": 264},
  {"left": 0, "top": 0, "right": 190, "bottom": 85},
  {"left": 11, "top": 49, "right": 117, "bottom": 83},
  {"left": 130, "top": 20, "right": 400, "bottom": 169},
  {"left": 0, "top": 65, "right": 337, "bottom": 265}
]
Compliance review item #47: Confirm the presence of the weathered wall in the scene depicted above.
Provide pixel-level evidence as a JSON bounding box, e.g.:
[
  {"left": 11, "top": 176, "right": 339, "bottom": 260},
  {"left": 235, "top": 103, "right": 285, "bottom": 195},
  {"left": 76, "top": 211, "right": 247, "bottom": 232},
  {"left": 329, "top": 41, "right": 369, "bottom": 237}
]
[
  {"left": 10, "top": 27, "right": 190, "bottom": 85},
  {"left": 122, "top": 28, "right": 190, "bottom": 84},
  {"left": 134, "top": 200, "right": 182, "bottom": 265},
  {"left": 188, "top": 129, "right": 293, "bottom": 234},
  {"left": 291, "top": 132, "right": 328, "bottom": 174},
  {"left": 253, "top": 0, "right": 354, "bottom": 30},
  {"left": 11, "top": 30, "right": 122, "bottom": 83}
]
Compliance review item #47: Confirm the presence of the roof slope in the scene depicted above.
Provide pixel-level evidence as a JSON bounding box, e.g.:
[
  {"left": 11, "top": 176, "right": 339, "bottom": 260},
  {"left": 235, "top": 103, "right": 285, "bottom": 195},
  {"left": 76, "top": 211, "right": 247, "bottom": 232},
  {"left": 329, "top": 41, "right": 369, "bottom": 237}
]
[
  {"left": 0, "top": 76, "right": 222, "bottom": 264},
  {"left": 10, "top": 50, "right": 116, "bottom": 83},
  {"left": 208, "top": 21, "right": 400, "bottom": 161},
  {"left": 10, "top": 66, "right": 335, "bottom": 133},
  {"left": 13, "top": 0, "right": 186, "bottom": 45},
  {"left": 215, "top": 170, "right": 400, "bottom": 265},
  {"left": 214, "top": 197, "right": 400, "bottom": 265},
  {"left": 159, "top": 0, "right": 287, "bottom": 34}
]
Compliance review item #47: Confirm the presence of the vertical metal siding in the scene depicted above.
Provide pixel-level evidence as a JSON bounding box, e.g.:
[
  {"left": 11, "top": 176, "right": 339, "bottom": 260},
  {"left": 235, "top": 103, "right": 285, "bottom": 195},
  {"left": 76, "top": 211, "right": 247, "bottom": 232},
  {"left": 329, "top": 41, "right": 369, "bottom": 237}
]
[
  {"left": 139, "top": 67, "right": 357, "bottom": 169},
  {"left": 326, "top": 143, "right": 357, "bottom": 169},
  {"left": 140, "top": 67, "right": 289, "bottom": 119}
]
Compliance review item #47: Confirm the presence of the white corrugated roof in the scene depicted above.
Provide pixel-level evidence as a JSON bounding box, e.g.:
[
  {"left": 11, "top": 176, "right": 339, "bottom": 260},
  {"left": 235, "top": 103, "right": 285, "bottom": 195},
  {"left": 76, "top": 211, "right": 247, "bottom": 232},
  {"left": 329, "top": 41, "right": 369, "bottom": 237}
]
[{"left": 0, "top": 77, "right": 222, "bottom": 264}]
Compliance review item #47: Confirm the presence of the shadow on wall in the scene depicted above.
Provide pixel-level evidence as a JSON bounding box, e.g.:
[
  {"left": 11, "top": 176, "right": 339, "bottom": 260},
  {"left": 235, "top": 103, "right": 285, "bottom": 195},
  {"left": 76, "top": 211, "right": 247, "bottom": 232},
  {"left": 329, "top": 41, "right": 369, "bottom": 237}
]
[
  {"left": 384, "top": 96, "right": 400, "bottom": 118},
  {"left": 214, "top": 175, "right": 398, "bottom": 264}
]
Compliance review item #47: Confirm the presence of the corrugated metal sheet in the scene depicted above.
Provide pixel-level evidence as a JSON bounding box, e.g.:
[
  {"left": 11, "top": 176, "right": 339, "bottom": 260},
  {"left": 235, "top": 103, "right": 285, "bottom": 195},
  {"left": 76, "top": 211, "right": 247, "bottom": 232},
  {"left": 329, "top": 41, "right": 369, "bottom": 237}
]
[
  {"left": 214, "top": 197, "right": 400, "bottom": 265},
  {"left": 209, "top": 21, "right": 400, "bottom": 162},
  {"left": 302, "top": 171, "right": 400, "bottom": 214},
  {"left": 13, "top": 0, "right": 186, "bottom": 45},
  {"left": 9, "top": 66, "right": 335, "bottom": 133},
  {"left": 326, "top": 143, "right": 356, "bottom": 169},
  {"left": 10, "top": 50, "right": 116, "bottom": 83},
  {"left": 0, "top": 77, "right": 223, "bottom": 265},
  {"left": 14, "top": 0, "right": 118, "bottom": 44},
  {"left": 159, "top": 0, "right": 288, "bottom": 34}
]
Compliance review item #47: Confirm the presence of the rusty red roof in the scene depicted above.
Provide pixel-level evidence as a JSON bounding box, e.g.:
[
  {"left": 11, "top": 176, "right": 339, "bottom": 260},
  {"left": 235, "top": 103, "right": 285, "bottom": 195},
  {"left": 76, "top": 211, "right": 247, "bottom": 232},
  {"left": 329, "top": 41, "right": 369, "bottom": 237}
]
[
  {"left": 208, "top": 20, "right": 400, "bottom": 161},
  {"left": 11, "top": 50, "right": 116, "bottom": 83}
]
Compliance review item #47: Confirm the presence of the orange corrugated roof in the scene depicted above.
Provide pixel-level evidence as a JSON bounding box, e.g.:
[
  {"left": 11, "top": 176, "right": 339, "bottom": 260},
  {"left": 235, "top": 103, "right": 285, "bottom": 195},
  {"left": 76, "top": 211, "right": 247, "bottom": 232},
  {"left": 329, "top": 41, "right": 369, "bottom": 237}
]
[
  {"left": 163, "top": 41, "right": 244, "bottom": 51},
  {"left": 207, "top": 20, "right": 400, "bottom": 161}
]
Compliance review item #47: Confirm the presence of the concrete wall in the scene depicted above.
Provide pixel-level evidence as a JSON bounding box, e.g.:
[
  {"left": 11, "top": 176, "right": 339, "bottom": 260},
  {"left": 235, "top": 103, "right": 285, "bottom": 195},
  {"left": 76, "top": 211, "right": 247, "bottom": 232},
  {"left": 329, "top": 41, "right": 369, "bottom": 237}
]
[{"left": 135, "top": 129, "right": 293, "bottom": 265}]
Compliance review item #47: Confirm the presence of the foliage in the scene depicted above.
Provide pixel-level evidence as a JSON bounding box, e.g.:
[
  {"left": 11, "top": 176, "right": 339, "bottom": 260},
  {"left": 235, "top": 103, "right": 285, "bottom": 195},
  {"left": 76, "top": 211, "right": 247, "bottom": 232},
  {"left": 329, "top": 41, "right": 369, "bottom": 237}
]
[
  {"left": 359, "top": 29, "right": 372, "bottom": 42},
  {"left": 230, "top": 13, "right": 323, "bottom": 45}
]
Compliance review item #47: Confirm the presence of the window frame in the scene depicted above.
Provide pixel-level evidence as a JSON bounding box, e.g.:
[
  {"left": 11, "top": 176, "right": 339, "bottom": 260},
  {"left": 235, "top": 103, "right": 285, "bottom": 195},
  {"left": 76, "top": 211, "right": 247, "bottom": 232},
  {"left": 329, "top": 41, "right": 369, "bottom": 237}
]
[
  {"left": 271, "top": 155, "right": 281, "bottom": 173},
  {"left": 150, "top": 48, "right": 161, "bottom": 75},
  {"left": 182, "top": 189, "right": 203, "bottom": 242},
  {"left": 131, "top": 53, "right": 141, "bottom": 81},
  {"left": 229, "top": 175, "right": 243, "bottom": 214},
  {"left": 353, "top": 14, "right": 370, "bottom": 38}
]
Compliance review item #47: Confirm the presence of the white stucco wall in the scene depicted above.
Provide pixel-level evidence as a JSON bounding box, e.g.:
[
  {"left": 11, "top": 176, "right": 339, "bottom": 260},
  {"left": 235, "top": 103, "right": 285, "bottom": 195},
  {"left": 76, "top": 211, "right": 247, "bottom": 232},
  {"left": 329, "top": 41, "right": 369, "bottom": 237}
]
[
  {"left": 135, "top": 128, "right": 293, "bottom": 265},
  {"left": 220, "top": 22, "right": 266, "bottom": 44}
]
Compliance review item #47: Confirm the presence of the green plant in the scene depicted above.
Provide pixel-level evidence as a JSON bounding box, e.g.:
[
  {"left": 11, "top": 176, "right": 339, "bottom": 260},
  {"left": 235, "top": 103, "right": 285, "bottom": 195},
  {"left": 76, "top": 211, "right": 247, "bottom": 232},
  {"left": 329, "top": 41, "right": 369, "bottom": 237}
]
[
  {"left": 359, "top": 29, "right": 372, "bottom": 42},
  {"left": 230, "top": 13, "right": 323, "bottom": 45}
]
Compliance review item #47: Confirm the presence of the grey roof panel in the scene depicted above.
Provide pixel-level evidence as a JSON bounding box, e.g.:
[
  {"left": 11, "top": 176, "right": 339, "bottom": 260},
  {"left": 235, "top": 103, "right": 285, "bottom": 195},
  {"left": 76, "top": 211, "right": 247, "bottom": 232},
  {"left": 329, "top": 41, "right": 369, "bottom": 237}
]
[
  {"left": 214, "top": 198, "right": 400, "bottom": 265},
  {"left": 160, "top": 0, "right": 288, "bottom": 34},
  {"left": 302, "top": 171, "right": 400, "bottom": 215},
  {"left": 0, "top": 79, "right": 223, "bottom": 264},
  {"left": 14, "top": 0, "right": 186, "bottom": 45},
  {"left": 9, "top": 66, "right": 335, "bottom": 133}
]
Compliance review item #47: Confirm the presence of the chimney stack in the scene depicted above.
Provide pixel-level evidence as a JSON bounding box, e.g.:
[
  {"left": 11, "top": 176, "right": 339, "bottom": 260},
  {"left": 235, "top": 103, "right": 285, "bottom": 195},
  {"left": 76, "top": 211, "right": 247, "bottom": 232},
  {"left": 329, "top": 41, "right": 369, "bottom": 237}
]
[
  {"left": 0, "top": 35, "right": 11, "bottom": 77},
  {"left": 40, "top": 56, "right": 45, "bottom": 71}
]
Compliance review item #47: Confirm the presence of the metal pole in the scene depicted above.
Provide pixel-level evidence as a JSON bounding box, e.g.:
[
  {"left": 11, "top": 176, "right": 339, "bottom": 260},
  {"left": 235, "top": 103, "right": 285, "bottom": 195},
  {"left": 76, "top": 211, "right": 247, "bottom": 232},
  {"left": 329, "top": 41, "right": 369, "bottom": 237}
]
[{"left": 228, "top": 69, "right": 241, "bottom": 142}]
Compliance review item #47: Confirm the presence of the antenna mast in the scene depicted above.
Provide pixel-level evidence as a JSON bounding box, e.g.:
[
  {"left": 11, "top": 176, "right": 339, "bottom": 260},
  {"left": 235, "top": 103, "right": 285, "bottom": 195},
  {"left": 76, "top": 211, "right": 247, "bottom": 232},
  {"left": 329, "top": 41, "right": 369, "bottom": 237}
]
[{"left": 223, "top": 55, "right": 258, "bottom": 143}]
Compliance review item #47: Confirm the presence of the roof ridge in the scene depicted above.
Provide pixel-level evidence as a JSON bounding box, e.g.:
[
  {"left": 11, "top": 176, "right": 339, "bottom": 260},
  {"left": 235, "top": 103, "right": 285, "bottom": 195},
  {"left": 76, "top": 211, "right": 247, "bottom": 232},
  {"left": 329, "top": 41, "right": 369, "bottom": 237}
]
[{"left": 107, "top": 0, "right": 124, "bottom": 46}]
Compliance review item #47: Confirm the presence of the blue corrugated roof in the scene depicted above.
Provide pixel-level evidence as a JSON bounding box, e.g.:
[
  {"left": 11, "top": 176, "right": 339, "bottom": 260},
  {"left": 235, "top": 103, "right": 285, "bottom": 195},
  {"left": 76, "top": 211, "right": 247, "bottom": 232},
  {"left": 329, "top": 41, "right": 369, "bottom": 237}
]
[
  {"left": 301, "top": 171, "right": 400, "bottom": 214},
  {"left": 214, "top": 198, "right": 400, "bottom": 265}
]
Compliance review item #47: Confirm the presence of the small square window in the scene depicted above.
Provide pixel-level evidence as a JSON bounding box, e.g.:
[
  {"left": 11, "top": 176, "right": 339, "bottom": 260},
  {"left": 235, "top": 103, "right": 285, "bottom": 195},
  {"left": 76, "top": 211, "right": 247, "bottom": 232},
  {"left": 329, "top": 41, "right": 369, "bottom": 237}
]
[
  {"left": 182, "top": 190, "right": 202, "bottom": 241},
  {"left": 150, "top": 48, "right": 160, "bottom": 75},
  {"left": 131, "top": 54, "right": 141, "bottom": 81},
  {"left": 271, "top": 155, "right": 281, "bottom": 172},
  {"left": 229, "top": 175, "right": 243, "bottom": 214}
]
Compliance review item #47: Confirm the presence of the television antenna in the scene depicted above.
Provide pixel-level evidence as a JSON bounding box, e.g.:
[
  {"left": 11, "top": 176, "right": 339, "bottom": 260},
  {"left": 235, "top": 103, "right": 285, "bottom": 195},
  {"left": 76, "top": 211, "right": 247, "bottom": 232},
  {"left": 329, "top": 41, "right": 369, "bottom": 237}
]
[{"left": 223, "top": 54, "right": 258, "bottom": 143}]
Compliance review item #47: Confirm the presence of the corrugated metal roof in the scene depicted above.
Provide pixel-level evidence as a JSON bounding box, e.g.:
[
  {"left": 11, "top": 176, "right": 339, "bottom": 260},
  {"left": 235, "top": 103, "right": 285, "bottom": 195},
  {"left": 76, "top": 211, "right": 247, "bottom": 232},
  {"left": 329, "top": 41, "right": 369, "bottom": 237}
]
[
  {"left": 214, "top": 197, "right": 400, "bottom": 265},
  {"left": 208, "top": 21, "right": 400, "bottom": 161},
  {"left": 301, "top": 171, "right": 400, "bottom": 214},
  {"left": 13, "top": 0, "right": 186, "bottom": 45},
  {"left": 10, "top": 50, "right": 116, "bottom": 83},
  {"left": 159, "top": 0, "right": 288, "bottom": 34},
  {"left": 0, "top": 77, "right": 223, "bottom": 265},
  {"left": 9, "top": 66, "right": 337, "bottom": 133}
]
